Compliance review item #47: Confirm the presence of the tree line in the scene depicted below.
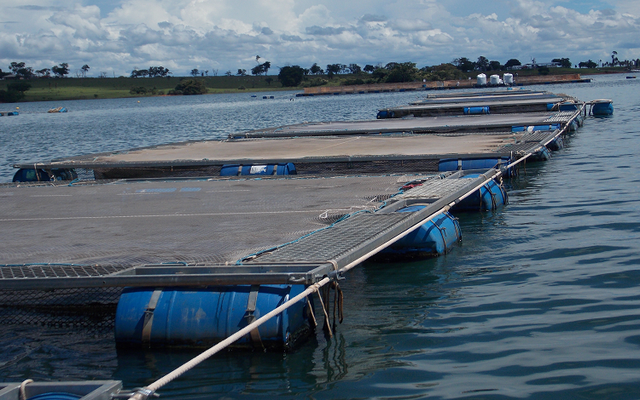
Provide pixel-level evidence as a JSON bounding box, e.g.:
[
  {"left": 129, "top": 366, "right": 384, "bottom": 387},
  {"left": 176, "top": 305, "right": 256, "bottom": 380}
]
[
  {"left": 0, "top": 62, "right": 92, "bottom": 79},
  {"left": 3, "top": 51, "right": 639, "bottom": 84}
]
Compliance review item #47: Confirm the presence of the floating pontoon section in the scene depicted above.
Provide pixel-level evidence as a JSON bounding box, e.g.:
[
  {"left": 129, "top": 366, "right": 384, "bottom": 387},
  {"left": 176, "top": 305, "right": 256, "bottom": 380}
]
[
  {"left": 377, "top": 90, "right": 577, "bottom": 118},
  {"left": 0, "top": 171, "right": 502, "bottom": 342},
  {"left": 2, "top": 90, "right": 587, "bottom": 355},
  {"left": 12, "top": 111, "right": 579, "bottom": 181},
  {"left": 232, "top": 111, "right": 577, "bottom": 139}
]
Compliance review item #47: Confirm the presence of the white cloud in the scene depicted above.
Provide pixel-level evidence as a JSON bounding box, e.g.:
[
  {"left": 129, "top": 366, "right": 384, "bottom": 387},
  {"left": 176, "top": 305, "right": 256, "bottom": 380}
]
[{"left": 0, "top": 0, "right": 638, "bottom": 76}]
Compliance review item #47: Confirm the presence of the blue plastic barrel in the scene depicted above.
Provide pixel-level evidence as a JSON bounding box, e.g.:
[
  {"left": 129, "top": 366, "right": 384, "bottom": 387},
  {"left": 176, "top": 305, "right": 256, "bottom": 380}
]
[
  {"left": 453, "top": 174, "right": 508, "bottom": 212},
  {"left": 463, "top": 106, "right": 490, "bottom": 115},
  {"left": 27, "top": 393, "right": 81, "bottom": 400},
  {"left": 12, "top": 168, "right": 51, "bottom": 182},
  {"left": 438, "top": 157, "right": 511, "bottom": 172},
  {"left": 559, "top": 102, "right": 579, "bottom": 111},
  {"left": 546, "top": 136, "right": 564, "bottom": 151},
  {"left": 115, "top": 285, "right": 309, "bottom": 348},
  {"left": 529, "top": 146, "right": 552, "bottom": 162},
  {"left": 591, "top": 100, "right": 613, "bottom": 116},
  {"left": 12, "top": 168, "right": 77, "bottom": 182},
  {"left": 379, "top": 207, "right": 461, "bottom": 258},
  {"left": 220, "top": 163, "right": 296, "bottom": 176},
  {"left": 511, "top": 124, "right": 561, "bottom": 132},
  {"left": 376, "top": 110, "right": 395, "bottom": 119}
]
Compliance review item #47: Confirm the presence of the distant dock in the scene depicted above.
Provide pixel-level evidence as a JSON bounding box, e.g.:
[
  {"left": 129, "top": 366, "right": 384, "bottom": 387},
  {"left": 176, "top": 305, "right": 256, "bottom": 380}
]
[{"left": 298, "top": 74, "right": 591, "bottom": 96}]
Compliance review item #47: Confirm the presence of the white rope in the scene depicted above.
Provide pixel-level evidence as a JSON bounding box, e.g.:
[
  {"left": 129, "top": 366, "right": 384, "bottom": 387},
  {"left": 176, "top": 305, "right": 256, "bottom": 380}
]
[
  {"left": 20, "top": 379, "right": 33, "bottom": 400},
  {"left": 128, "top": 277, "right": 331, "bottom": 400}
]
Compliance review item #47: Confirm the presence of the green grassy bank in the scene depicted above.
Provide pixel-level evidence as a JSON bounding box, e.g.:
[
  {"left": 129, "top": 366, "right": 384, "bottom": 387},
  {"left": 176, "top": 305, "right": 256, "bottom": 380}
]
[
  {"left": 0, "top": 75, "right": 288, "bottom": 102},
  {"left": 0, "top": 67, "right": 631, "bottom": 103}
]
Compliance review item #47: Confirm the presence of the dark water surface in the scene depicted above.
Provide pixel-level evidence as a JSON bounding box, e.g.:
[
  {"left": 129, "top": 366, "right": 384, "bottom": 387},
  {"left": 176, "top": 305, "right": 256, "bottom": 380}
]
[{"left": 2, "top": 75, "right": 640, "bottom": 399}]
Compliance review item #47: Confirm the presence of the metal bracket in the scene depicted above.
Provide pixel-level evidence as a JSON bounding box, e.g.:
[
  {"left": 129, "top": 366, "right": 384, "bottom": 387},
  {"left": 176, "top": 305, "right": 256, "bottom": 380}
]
[
  {"left": 244, "top": 285, "right": 264, "bottom": 348},
  {"left": 141, "top": 289, "right": 162, "bottom": 345}
]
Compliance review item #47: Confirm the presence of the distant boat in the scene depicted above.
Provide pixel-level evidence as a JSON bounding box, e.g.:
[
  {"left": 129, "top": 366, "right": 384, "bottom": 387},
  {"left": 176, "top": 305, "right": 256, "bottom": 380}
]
[
  {"left": 626, "top": 76, "right": 636, "bottom": 79},
  {"left": 0, "top": 111, "right": 18, "bottom": 116},
  {"left": 48, "top": 107, "right": 67, "bottom": 113}
]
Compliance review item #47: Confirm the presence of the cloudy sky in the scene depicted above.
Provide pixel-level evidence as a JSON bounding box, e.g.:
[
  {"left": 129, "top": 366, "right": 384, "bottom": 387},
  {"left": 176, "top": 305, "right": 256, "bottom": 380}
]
[{"left": 1, "top": 0, "right": 639, "bottom": 77}]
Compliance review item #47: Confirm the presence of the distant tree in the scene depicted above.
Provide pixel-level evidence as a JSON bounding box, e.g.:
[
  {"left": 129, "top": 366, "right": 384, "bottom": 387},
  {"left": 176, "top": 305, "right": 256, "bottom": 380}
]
[
  {"left": 488, "top": 61, "right": 502, "bottom": 71},
  {"left": 251, "top": 62, "right": 271, "bottom": 76},
  {"left": 0, "top": 89, "right": 24, "bottom": 102},
  {"left": 363, "top": 64, "right": 375, "bottom": 73},
  {"left": 326, "top": 64, "right": 342, "bottom": 78},
  {"left": 611, "top": 51, "right": 619, "bottom": 66},
  {"left": 578, "top": 60, "right": 597, "bottom": 69},
  {"left": 552, "top": 58, "right": 571, "bottom": 68},
  {"left": 310, "top": 63, "right": 323, "bottom": 75},
  {"left": 422, "top": 63, "right": 467, "bottom": 81},
  {"left": 9, "top": 62, "right": 34, "bottom": 78},
  {"left": 538, "top": 66, "right": 550, "bottom": 75},
  {"left": 371, "top": 67, "right": 388, "bottom": 82},
  {"left": 278, "top": 65, "right": 305, "bottom": 87},
  {"left": 146, "top": 66, "right": 170, "bottom": 77},
  {"left": 36, "top": 68, "right": 51, "bottom": 78},
  {"left": 385, "top": 62, "right": 419, "bottom": 83},
  {"left": 7, "top": 81, "right": 31, "bottom": 93},
  {"left": 0, "top": 68, "right": 9, "bottom": 79},
  {"left": 348, "top": 63, "right": 362, "bottom": 74},
  {"left": 173, "top": 78, "right": 208, "bottom": 95},
  {"left": 81, "top": 64, "right": 90, "bottom": 77},
  {"left": 453, "top": 57, "right": 475, "bottom": 72},
  {"left": 225, "top": 70, "right": 232, "bottom": 76},
  {"left": 476, "top": 56, "right": 489, "bottom": 71},
  {"left": 265, "top": 77, "right": 273, "bottom": 85},
  {"left": 9, "top": 62, "right": 24, "bottom": 74},
  {"left": 504, "top": 59, "right": 522, "bottom": 69},
  {"left": 191, "top": 68, "right": 199, "bottom": 77},
  {"left": 236, "top": 69, "right": 247, "bottom": 76},
  {"left": 131, "top": 69, "right": 150, "bottom": 78},
  {"left": 52, "top": 63, "right": 69, "bottom": 78},
  {"left": 0, "top": 81, "right": 31, "bottom": 102}
]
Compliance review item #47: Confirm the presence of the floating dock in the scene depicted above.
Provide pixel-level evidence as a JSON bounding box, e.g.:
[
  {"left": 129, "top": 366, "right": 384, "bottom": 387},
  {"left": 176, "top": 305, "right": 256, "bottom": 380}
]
[
  {"left": 0, "top": 90, "right": 593, "bottom": 399},
  {"left": 12, "top": 95, "right": 581, "bottom": 180},
  {"left": 298, "top": 74, "right": 591, "bottom": 96},
  {"left": 377, "top": 90, "right": 577, "bottom": 117}
]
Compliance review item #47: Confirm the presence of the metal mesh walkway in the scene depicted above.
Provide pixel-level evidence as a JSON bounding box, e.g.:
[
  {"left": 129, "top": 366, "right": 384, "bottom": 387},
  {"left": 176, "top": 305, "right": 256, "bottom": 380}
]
[
  {"left": 1, "top": 176, "right": 411, "bottom": 268},
  {"left": 0, "top": 172, "right": 485, "bottom": 289}
]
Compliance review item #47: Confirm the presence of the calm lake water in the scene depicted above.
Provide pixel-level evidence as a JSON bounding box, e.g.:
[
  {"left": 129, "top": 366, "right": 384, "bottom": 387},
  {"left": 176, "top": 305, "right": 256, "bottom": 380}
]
[{"left": 2, "top": 74, "right": 640, "bottom": 399}]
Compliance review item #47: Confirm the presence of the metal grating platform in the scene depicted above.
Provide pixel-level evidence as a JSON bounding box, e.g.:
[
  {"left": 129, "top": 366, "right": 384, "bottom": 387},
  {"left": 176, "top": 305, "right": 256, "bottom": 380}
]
[
  {"left": 249, "top": 212, "right": 410, "bottom": 263},
  {"left": 396, "top": 178, "right": 476, "bottom": 200},
  {"left": 544, "top": 111, "right": 577, "bottom": 122},
  {"left": 0, "top": 172, "right": 487, "bottom": 290}
]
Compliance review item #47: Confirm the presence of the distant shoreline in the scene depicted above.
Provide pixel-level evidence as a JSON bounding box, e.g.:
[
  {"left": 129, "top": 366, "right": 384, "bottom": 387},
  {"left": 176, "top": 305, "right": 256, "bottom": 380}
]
[{"left": 0, "top": 68, "right": 633, "bottom": 104}]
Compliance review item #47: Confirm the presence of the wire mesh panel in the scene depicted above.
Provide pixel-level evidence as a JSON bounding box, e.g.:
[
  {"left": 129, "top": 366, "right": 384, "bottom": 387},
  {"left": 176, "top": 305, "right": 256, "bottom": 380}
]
[
  {"left": 0, "top": 287, "right": 121, "bottom": 330},
  {"left": 0, "top": 174, "right": 448, "bottom": 328},
  {"left": 1, "top": 175, "right": 434, "bottom": 268}
]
